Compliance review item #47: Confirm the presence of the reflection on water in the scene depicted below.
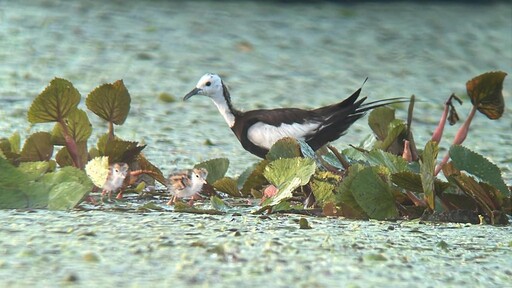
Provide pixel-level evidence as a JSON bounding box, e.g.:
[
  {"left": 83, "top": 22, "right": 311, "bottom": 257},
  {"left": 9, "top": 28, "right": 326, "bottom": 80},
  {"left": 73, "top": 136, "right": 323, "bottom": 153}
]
[{"left": 0, "top": 0, "right": 511, "bottom": 181}]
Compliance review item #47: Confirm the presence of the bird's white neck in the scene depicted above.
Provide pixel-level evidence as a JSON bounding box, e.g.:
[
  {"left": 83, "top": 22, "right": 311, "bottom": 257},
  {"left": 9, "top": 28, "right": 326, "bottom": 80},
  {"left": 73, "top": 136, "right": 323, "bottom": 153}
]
[{"left": 209, "top": 87, "right": 237, "bottom": 128}]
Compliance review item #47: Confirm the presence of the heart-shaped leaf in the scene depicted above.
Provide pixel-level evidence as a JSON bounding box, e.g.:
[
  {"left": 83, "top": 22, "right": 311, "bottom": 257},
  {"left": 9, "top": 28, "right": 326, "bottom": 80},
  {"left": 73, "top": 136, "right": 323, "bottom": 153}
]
[
  {"left": 350, "top": 166, "right": 398, "bottom": 220},
  {"left": 28, "top": 78, "right": 81, "bottom": 123},
  {"left": 20, "top": 132, "right": 54, "bottom": 162},
  {"left": 51, "top": 109, "right": 92, "bottom": 145},
  {"left": 466, "top": 71, "right": 507, "bottom": 119},
  {"left": 194, "top": 158, "right": 229, "bottom": 183},
  {"left": 86, "top": 80, "right": 131, "bottom": 125}
]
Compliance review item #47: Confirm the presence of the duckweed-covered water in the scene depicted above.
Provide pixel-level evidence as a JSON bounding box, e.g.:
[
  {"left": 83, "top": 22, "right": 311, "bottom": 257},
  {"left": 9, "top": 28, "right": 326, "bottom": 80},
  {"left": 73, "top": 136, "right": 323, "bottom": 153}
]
[{"left": 1, "top": 1, "right": 511, "bottom": 287}]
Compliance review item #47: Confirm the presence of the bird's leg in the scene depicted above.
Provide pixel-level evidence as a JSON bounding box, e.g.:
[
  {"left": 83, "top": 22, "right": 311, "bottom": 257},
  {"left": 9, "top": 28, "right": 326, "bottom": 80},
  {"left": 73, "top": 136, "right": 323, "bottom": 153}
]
[
  {"left": 115, "top": 188, "right": 125, "bottom": 200},
  {"left": 167, "top": 195, "right": 177, "bottom": 206}
]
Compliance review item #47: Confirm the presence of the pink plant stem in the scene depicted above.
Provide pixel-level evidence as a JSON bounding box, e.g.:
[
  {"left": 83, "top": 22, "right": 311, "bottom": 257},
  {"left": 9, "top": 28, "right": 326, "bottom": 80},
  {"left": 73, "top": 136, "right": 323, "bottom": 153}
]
[
  {"left": 59, "top": 120, "right": 82, "bottom": 168},
  {"left": 431, "top": 101, "right": 450, "bottom": 143},
  {"left": 434, "top": 106, "right": 477, "bottom": 175}
]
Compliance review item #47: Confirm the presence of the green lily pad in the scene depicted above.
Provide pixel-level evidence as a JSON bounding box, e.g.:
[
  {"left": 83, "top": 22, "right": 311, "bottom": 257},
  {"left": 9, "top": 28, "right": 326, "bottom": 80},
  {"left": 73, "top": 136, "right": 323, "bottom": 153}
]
[
  {"left": 194, "top": 158, "right": 229, "bottom": 183},
  {"left": 86, "top": 80, "right": 131, "bottom": 125},
  {"left": 28, "top": 78, "right": 81, "bottom": 123},
  {"left": 20, "top": 132, "right": 54, "bottom": 162},
  {"left": 420, "top": 140, "right": 439, "bottom": 210},
  {"left": 349, "top": 166, "right": 398, "bottom": 220},
  {"left": 466, "top": 71, "right": 507, "bottom": 119},
  {"left": 449, "top": 145, "right": 509, "bottom": 197}
]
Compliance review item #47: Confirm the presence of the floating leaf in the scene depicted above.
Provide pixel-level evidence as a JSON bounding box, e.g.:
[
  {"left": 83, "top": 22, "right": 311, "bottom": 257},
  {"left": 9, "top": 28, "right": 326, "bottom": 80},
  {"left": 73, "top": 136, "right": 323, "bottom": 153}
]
[
  {"left": 85, "top": 156, "right": 109, "bottom": 188},
  {"left": 449, "top": 145, "right": 509, "bottom": 197},
  {"left": 261, "top": 177, "right": 302, "bottom": 207},
  {"left": 28, "top": 78, "right": 81, "bottom": 123},
  {"left": 299, "top": 217, "right": 312, "bottom": 229},
  {"left": 210, "top": 195, "right": 230, "bottom": 212},
  {"left": 86, "top": 80, "right": 131, "bottom": 125},
  {"left": 466, "top": 71, "right": 507, "bottom": 119},
  {"left": 20, "top": 132, "right": 53, "bottom": 162},
  {"left": 266, "top": 137, "right": 301, "bottom": 161},
  {"left": 420, "top": 140, "right": 439, "bottom": 210},
  {"left": 310, "top": 171, "right": 340, "bottom": 206},
  {"left": 261, "top": 158, "right": 316, "bottom": 207},
  {"left": 194, "top": 158, "right": 229, "bottom": 183},
  {"left": 263, "top": 157, "right": 316, "bottom": 187},
  {"left": 51, "top": 109, "right": 92, "bottom": 145},
  {"left": 213, "top": 177, "right": 241, "bottom": 197},
  {"left": 45, "top": 166, "right": 92, "bottom": 210},
  {"left": 18, "top": 161, "right": 51, "bottom": 181},
  {"left": 350, "top": 166, "right": 398, "bottom": 220},
  {"left": 335, "top": 164, "right": 367, "bottom": 219}
]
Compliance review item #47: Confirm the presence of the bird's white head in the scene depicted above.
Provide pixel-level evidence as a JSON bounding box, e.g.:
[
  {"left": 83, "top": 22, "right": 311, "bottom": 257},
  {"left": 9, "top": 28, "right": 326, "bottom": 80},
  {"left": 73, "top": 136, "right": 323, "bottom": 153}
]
[
  {"left": 183, "top": 73, "right": 224, "bottom": 101},
  {"left": 190, "top": 167, "right": 208, "bottom": 189}
]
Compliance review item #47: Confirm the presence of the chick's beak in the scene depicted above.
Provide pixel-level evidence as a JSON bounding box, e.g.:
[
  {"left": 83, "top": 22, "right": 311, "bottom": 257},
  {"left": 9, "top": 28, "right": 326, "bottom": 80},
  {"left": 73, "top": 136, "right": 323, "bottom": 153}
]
[{"left": 183, "top": 87, "right": 202, "bottom": 101}]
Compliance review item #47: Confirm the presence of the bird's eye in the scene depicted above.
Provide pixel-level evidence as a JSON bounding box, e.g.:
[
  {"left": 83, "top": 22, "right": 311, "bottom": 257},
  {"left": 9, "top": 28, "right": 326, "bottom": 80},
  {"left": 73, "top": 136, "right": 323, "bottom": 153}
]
[{"left": 205, "top": 81, "right": 211, "bottom": 87}]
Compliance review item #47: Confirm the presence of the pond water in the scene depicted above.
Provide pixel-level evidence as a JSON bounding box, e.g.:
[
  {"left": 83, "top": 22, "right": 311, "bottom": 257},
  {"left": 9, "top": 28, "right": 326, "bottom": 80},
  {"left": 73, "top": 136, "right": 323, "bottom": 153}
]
[{"left": 1, "top": 0, "right": 511, "bottom": 286}]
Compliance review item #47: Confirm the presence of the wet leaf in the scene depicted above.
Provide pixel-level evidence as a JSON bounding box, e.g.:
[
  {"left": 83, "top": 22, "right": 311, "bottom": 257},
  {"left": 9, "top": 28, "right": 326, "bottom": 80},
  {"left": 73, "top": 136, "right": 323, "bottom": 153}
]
[
  {"left": 466, "top": 71, "right": 507, "bottom": 119},
  {"left": 350, "top": 166, "right": 398, "bottom": 220},
  {"left": 266, "top": 137, "right": 301, "bottom": 161},
  {"left": 213, "top": 177, "right": 241, "bottom": 197},
  {"left": 194, "top": 158, "right": 229, "bottom": 183},
  {"left": 20, "top": 132, "right": 53, "bottom": 162},
  {"left": 449, "top": 145, "right": 509, "bottom": 197},
  {"left": 28, "top": 78, "right": 81, "bottom": 123},
  {"left": 135, "top": 154, "right": 166, "bottom": 185},
  {"left": 85, "top": 156, "right": 110, "bottom": 188},
  {"left": 420, "top": 140, "right": 439, "bottom": 210},
  {"left": 86, "top": 80, "right": 131, "bottom": 125},
  {"left": 51, "top": 109, "right": 92, "bottom": 145}
]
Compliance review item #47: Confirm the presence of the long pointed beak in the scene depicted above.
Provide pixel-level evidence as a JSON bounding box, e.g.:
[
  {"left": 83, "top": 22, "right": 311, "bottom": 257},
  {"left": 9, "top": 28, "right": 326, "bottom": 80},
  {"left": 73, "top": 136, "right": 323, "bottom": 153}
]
[{"left": 183, "top": 88, "right": 202, "bottom": 101}]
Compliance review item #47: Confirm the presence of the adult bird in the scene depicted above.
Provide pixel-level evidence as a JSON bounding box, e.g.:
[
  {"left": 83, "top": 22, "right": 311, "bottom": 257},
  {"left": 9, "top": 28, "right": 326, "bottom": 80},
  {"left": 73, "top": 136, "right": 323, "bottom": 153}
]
[{"left": 183, "top": 73, "right": 406, "bottom": 158}]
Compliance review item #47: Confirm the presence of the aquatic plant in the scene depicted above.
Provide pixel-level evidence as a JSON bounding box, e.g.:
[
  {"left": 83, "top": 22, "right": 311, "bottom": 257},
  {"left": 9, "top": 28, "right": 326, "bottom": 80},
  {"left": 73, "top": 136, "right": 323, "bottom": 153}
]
[{"left": 0, "top": 72, "right": 509, "bottom": 225}]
